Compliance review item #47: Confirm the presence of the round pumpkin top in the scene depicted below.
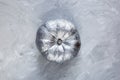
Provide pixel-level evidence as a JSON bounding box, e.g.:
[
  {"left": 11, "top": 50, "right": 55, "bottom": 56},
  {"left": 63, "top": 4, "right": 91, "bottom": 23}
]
[{"left": 36, "top": 19, "right": 81, "bottom": 63}]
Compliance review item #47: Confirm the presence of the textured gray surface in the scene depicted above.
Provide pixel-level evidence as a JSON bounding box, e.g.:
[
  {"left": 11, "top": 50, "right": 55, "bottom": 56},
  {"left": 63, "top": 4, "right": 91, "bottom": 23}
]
[{"left": 0, "top": 0, "right": 120, "bottom": 80}]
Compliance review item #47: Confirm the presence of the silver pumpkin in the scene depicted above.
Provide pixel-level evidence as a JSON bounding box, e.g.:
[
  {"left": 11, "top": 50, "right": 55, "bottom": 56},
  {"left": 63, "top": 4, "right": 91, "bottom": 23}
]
[{"left": 36, "top": 19, "right": 81, "bottom": 63}]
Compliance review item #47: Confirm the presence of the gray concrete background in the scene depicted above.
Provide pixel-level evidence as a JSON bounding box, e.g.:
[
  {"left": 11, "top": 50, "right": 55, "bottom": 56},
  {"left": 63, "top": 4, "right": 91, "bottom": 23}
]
[{"left": 0, "top": 0, "right": 120, "bottom": 80}]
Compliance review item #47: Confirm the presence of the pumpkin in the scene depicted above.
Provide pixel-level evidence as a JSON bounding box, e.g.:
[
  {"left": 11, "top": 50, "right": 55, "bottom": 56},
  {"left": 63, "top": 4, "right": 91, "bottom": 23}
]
[{"left": 36, "top": 19, "right": 81, "bottom": 63}]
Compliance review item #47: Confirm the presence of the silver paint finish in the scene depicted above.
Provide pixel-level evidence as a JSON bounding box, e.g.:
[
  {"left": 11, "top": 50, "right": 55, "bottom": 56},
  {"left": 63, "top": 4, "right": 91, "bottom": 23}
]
[{"left": 36, "top": 19, "right": 80, "bottom": 63}]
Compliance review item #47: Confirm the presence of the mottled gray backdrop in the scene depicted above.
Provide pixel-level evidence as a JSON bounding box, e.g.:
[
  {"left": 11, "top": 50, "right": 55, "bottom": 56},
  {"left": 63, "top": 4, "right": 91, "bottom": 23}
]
[{"left": 0, "top": 0, "right": 120, "bottom": 80}]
